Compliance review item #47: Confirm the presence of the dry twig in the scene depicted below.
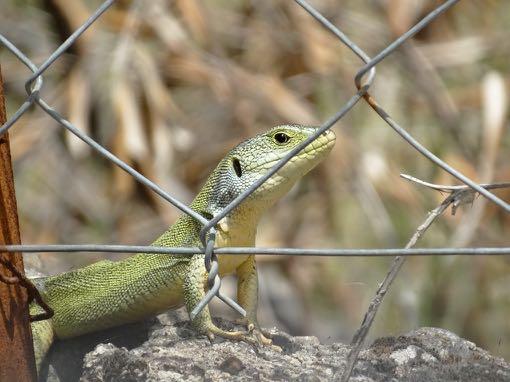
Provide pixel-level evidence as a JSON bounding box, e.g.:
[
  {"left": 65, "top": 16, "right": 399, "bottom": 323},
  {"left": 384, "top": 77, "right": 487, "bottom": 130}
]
[{"left": 339, "top": 174, "right": 510, "bottom": 381}]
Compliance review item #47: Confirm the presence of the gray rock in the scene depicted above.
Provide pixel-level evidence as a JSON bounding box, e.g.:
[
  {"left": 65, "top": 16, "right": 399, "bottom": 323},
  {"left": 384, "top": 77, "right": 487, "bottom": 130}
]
[{"left": 69, "top": 319, "right": 509, "bottom": 382}]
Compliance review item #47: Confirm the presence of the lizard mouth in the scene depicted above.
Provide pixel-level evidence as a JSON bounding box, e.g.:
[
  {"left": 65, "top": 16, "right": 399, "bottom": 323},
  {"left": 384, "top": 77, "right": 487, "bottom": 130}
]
[{"left": 248, "top": 130, "right": 336, "bottom": 172}]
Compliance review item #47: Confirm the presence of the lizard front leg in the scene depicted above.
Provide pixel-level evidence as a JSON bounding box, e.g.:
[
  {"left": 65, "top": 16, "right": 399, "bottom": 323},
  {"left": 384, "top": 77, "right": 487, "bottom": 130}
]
[
  {"left": 236, "top": 255, "right": 272, "bottom": 345},
  {"left": 183, "top": 255, "right": 257, "bottom": 344}
]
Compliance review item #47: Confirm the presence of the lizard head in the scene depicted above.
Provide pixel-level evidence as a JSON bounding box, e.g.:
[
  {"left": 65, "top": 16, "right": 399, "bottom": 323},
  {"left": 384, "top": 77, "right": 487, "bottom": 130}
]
[{"left": 198, "top": 124, "right": 336, "bottom": 218}]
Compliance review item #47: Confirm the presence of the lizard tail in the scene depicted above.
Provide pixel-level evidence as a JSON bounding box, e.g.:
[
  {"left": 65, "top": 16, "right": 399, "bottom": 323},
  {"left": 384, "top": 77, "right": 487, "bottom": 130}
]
[{"left": 31, "top": 311, "right": 55, "bottom": 372}]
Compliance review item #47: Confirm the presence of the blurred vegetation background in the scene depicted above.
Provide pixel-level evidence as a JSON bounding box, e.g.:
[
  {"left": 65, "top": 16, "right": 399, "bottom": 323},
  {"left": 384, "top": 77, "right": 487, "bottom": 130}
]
[{"left": 1, "top": 0, "right": 509, "bottom": 359}]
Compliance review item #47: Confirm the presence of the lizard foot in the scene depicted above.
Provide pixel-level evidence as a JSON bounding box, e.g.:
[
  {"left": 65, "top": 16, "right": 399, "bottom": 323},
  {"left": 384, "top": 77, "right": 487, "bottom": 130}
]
[
  {"left": 234, "top": 319, "right": 277, "bottom": 348},
  {"left": 206, "top": 323, "right": 281, "bottom": 351},
  {"left": 206, "top": 325, "right": 258, "bottom": 346},
  {"left": 246, "top": 323, "right": 274, "bottom": 346}
]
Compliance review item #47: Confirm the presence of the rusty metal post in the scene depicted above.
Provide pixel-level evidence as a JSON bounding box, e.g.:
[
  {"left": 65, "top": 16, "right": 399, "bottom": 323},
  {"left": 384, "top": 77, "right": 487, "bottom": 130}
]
[{"left": 0, "top": 65, "right": 37, "bottom": 381}]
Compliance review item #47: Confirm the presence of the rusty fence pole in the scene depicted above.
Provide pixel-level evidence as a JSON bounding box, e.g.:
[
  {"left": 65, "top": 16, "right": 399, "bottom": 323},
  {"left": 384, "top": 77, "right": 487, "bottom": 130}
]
[{"left": 0, "top": 65, "right": 37, "bottom": 381}]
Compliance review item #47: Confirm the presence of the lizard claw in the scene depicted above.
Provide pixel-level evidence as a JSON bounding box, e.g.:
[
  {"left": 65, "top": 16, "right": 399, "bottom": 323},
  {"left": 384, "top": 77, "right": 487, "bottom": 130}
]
[
  {"left": 252, "top": 327, "right": 274, "bottom": 347},
  {"left": 205, "top": 323, "right": 279, "bottom": 349},
  {"left": 206, "top": 325, "right": 258, "bottom": 346},
  {"left": 233, "top": 319, "right": 274, "bottom": 347}
]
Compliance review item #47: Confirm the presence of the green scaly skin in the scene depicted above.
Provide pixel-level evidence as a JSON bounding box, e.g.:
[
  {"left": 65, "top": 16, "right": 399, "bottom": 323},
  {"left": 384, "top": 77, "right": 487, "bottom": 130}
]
[{"left": 30, "top": 125, "right": 336, "bottom": 371}]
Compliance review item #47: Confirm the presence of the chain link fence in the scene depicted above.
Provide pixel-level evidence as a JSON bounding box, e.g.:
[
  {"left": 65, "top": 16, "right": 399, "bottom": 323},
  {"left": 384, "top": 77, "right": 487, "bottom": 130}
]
[{"left": 0, "top": 0, "right": 509, "bottom": 380}]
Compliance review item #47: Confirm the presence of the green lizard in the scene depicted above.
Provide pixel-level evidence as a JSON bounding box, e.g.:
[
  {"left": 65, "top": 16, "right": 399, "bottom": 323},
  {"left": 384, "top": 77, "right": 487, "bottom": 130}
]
[{"left": 30, "top": 124, "right": 336, "bottom": 372}]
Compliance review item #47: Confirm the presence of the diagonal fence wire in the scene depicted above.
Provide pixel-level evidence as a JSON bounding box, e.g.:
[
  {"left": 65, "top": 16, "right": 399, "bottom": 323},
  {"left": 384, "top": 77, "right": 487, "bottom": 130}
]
[{"left": 0, "top": 0, "right": 509, "bottom": 380}]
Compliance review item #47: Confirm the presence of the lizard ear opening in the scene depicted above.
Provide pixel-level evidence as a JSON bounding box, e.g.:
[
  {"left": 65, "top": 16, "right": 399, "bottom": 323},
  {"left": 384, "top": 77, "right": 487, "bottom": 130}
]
[
  {"left": 232, "top": 157, "right": 243, "bottom": 177},
  {"left": 200, "top": 211, "right": 213, "bottom": 220}
]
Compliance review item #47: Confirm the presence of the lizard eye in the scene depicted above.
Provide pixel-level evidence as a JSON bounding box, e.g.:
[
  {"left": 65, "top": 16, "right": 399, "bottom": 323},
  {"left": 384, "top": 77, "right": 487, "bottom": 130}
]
[
  {"left": 273, "top": 132, "right": 290, "bottom": 145},
  {"left": 232, "top": 157, "right": 243, "bottom": 177}
]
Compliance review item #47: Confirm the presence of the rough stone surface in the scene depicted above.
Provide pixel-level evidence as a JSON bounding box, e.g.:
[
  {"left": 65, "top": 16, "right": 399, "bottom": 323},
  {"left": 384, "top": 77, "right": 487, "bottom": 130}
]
[{"left": 38, "top": 313, "right": 510, "bottom": 382}]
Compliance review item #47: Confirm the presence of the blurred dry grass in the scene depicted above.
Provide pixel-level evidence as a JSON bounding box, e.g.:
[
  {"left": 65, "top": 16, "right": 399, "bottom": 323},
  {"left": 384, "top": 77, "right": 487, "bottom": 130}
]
[{"left": 1, "top": 0, "right": 509, "bottom": 359}]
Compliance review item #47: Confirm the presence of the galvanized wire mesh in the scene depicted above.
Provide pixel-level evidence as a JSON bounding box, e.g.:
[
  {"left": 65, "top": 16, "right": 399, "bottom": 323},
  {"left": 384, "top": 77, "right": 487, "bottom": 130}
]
[{"left": 0, "top": 0, "right": 509, "bottom": 380}]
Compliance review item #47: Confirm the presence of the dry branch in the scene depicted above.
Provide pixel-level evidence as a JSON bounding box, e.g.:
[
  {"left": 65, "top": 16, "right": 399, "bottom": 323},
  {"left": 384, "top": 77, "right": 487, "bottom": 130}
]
[{"left": 339, "top": 175, "right": 510, "bottom": 381}]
